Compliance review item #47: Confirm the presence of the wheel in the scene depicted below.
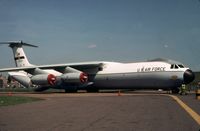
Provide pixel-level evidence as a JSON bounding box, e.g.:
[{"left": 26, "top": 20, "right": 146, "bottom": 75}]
[
  {"left": 171, "top": 88, "right": 180, "bottom": 94},
  {"left": 86, "top": 88, "right": 99, "bottom": 93},
  {"left": 65, "top": 89, "right": 78, "bottom": 93}
]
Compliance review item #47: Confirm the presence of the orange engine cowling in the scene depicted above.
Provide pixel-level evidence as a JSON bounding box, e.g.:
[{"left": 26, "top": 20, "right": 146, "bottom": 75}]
[{"left": 31, "top": 74, "right": 56, "bottom": 86}]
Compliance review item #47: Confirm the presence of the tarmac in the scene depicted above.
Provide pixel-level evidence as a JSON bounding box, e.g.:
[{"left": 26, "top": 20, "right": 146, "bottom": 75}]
[{"left": 0, "top": 91, "right": 199, "bottom": 131}]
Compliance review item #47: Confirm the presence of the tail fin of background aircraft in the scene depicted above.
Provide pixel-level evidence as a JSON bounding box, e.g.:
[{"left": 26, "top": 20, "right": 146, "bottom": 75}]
[{"left": 0, "top": 41, "right": 38, "bottom": 67}]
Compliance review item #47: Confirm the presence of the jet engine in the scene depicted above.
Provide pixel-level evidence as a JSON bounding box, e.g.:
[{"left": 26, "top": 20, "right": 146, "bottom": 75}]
[
  {"left": 31, "top": 74, "right": 56, "bottom": 86},
  {"left": 60, "top": 72, "right": 88, "bottom": 83},
  {"left": 31, "top": 72, "right": 88, "bottom": 86},
  {"left": 8, "top": 72, "right": 31, "bottom": 88}
]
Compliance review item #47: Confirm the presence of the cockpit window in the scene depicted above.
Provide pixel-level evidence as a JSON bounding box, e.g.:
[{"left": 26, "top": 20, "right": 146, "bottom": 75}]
[
  {"left": 174, "top": 64, "right": 178, "bottom": 69},
  {"left": 178, "top": 64, "right": 184, "bottom": 68},
  {"left": 170, "top": 64, "right": 174, "bottom": 69},
  {"left": 171, "top": 64, "right": 181, "bottom": 69}
]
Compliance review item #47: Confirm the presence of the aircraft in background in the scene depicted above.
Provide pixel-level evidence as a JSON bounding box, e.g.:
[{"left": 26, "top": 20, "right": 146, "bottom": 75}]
[{"left": 0, "top": 41, "right": 195, "bottom": 93}]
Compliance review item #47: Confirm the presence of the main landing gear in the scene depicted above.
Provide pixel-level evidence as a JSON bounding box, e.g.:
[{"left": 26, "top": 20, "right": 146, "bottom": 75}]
[
  {"left": 171, "top": 88, "right": 180, "bottom": 94},
  {"left": 64, "top": 89, "right": 78, "bottom": 93},
  {"left": 86, "top": 88, "right": 99, "bottom": 93}
]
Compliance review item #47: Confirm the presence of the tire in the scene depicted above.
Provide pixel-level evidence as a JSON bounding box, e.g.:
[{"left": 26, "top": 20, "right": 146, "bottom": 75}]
[
  {"left": 86, "top": 88, "right": 99, "bottom": 93},
  {"left": 65, "top": 89, "right": 78, "bottom": 93},
  {"left": 171, "top": 88, "right": 180, "bottom": 94}
]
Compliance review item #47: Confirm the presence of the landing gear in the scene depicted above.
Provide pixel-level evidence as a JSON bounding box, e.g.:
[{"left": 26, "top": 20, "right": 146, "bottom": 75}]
[
  {"left": 64, "top": 89, "right": 78, "bottom": 93},
  {"left": 34, "top": 86, "right": 50, "bottom": 92},
  {"left": 86, "top": 88, "right": 99, "bottom": 93},
  {"left": 171, "top": 88, "right": 180, "bottom": 94}
]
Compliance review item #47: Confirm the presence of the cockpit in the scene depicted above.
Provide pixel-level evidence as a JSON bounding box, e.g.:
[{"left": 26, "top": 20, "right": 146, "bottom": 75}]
[{"left": 170, "top": 64, "right": 185, "bottom": 69}]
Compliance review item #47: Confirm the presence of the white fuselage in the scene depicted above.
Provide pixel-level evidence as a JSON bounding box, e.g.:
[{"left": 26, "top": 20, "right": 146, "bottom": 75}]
[{"left": 89, "top": 61, "right": 188, "bottom": 90}]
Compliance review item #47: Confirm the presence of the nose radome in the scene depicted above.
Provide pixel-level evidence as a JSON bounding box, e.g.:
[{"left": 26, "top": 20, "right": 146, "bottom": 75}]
[{"left": 183, "top": 69, "right": 195, "bottom": 84}]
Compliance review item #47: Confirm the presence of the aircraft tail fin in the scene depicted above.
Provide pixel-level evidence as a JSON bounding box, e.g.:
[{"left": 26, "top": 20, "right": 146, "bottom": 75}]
[{"left": 0, "top": 41, "right": 38, "bottom": 67}]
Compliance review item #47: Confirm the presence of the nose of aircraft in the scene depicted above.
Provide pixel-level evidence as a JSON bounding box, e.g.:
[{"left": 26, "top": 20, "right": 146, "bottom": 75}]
[{"left": 183, "top": 69, "right": 195, "bottom": 84}]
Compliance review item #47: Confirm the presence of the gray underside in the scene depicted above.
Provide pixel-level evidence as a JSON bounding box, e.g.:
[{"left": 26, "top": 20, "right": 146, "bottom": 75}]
[
  {"left": 91, "top": 71, "right": 183, "bottom": 90},
  {"left": 55, "top": 71, "right": 183, "bottom": 90}
]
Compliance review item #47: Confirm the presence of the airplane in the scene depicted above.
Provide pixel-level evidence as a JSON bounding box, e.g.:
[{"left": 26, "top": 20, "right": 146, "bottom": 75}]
[{"left": 0, "top": 41, "right": 195, "bottom": 93}]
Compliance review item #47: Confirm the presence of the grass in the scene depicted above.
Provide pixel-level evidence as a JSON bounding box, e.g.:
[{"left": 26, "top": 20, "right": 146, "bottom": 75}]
[
  {"left": 0, "top": 88, "right": 35, "bottom": 92},
  {"left": 0, "top": 87, "right": 64, "bottom": 93},
  {"left": 0, "top": 96, "right": 43, "bottom": 107}
]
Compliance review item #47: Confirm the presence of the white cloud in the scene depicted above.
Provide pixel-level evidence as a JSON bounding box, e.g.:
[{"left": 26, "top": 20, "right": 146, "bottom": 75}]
[{"left": 88, "top": 44, "right": 97, "bottom": 49}]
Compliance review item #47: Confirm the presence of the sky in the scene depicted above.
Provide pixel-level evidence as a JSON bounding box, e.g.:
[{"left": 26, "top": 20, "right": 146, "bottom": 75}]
[{"left": 0, "top": 0, "right": 200, "bottom": 71}]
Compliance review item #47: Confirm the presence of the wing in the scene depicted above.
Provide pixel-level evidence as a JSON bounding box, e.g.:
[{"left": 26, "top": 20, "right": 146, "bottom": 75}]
[{"left": 0, "top": 61, "right": 104, "bottom": 73}]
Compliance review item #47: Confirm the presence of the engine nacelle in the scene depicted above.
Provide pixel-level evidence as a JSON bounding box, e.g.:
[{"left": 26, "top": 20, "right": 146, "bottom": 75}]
[
  {"left": 61, "top": 72, "right": 88, "bottom": 83},
  {"left": 8, "top": 72, "right": 31, "bottom": 88},
  {"left": 31, "top": 74, "right": 56, "bottom": 86}
]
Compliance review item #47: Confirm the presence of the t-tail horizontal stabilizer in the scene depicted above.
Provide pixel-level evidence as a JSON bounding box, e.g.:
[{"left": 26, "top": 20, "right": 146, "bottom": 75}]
[
  {"left": 0, "top": 40, "right": 38, "bottom": 48},
  {"left": 0, "top": 40, "right": 38, "bottom": 67}
]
